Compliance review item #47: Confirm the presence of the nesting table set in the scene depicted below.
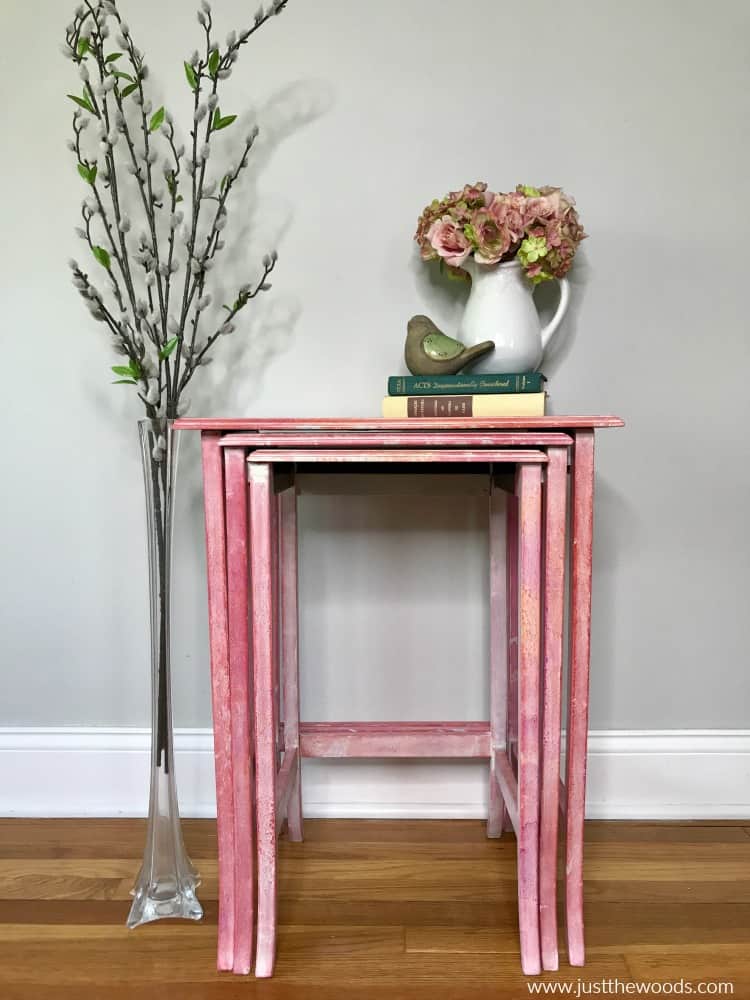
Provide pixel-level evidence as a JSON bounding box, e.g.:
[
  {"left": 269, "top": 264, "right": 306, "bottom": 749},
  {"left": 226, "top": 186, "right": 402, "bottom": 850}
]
[{"left": 175, "top": 415, "right": 623, "bottom": 978}]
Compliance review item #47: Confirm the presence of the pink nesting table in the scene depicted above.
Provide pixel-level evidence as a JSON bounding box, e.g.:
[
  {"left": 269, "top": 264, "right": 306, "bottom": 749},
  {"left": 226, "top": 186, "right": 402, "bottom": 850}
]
[{"left": 175, "top": 416, "right": 623, "bottom": 978}]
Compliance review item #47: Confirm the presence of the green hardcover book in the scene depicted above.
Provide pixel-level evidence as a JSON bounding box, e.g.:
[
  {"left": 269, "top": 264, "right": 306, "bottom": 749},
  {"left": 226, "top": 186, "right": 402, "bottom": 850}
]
[{"left": 388, "top": 372, "right": 546, "bottom": 396}]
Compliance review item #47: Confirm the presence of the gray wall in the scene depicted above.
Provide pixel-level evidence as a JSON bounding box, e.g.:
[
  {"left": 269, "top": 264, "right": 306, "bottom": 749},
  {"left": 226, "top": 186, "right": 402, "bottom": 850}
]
[{"left": 1, "top": 0, "right": 748, "bottom": 733}]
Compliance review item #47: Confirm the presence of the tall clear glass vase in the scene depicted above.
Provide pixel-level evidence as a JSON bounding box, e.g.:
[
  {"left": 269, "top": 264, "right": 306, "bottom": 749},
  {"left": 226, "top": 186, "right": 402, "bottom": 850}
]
[{"left": 127, "top": 418, "right": 203, "bottom": 928}]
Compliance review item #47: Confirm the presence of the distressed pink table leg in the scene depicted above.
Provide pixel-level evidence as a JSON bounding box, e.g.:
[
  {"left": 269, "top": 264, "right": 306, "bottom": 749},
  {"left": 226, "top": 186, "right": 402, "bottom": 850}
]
[
  {"left": 505, "top": 489, "right": 520, "bottom": 834},
  {"left": 516, "top": 463, "right": 542, "bottom": 977},
  {"left": 280, "top": 486, "right": 304, "bottom": 842},
  {"left": 272, "top": 495, "right": 282, "bottom": 775},
  {"left": 565, "top": 430, "right": 595, "bottom": 967},
  {"left": 488, "top": 479, "right": 509, "bottom": 838},
  {"left": 539, "top": 447, "right": 568, "bottom": 972},
  {"left": 224, "top": 447, "right": 254, "bottom": 974},
  {"left": 249, "top": 463, "right": 278, "bottom": 978},
  {"left": 200, "top": 433, "right": 235, "bottom": 972}
]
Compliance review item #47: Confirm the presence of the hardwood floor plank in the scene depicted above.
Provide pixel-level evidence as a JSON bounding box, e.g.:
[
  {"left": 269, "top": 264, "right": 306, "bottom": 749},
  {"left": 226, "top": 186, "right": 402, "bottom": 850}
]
[
  {"left": 406, "top": 903, "right": 750, "bottom": 955},
  {"left": 626, "top": 949, "right": 750, "bottom": 990},
  {"left": 582, "top": 821, "right": 750, "bottom": 843},
  {"left": 279, "top": 898, "right": 517, "bottom": 928},
  {"left": 0, "top": 819, "right": 218, "bottom": 859}
]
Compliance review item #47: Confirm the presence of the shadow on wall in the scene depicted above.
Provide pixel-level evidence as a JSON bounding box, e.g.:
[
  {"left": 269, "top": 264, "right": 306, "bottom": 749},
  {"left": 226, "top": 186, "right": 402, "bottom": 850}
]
[
  {"left": 85, "top": 78, "right": 334, "bottom": 435},
  {"left": 589, "top": 473, "right": 643, "bottom": 726},
  {"left": 193, "top": 78, "right": 335, "bottom": 417}
]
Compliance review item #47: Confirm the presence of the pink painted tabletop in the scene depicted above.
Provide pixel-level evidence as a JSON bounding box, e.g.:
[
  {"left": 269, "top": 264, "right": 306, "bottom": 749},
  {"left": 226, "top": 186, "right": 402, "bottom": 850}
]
[{"left": 175, "top": 416, "right": 624, "bottom": 432}]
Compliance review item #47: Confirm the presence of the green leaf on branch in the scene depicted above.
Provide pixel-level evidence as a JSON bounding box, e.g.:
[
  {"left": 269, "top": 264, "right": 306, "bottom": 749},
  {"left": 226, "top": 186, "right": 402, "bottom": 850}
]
[
  {"left": 208, "top": 49, "right": 220, "bottom": 77},
  {"left": 92, "top": 245, "right": 111, "bottom": 269},
  {"left": 149, "top": 106, "right": 165, "bottom": 132},
  {"left": 105, "top": 52, "right": 123, "bottom": 62},
  {"left": 112, "top": 358, "right": 142, "bottom": 380},
  {"left": 78, "top": 162, "right": 98, "bottom": 185},
  {"left": 112, "top": 378, "right": 137, "bottom": 385},
  {"left": 220, "top": 174, "right": 231, "bottom": 193},
  {"left": 184, "top": 61, "right": 198, "bottom": 91},
  {"left": 113, "top": 70, "right": 135, "bottom": 82},
  {"left": 120, "top": 82, "right": 138, "bottom": 98},
  {"left": 67, "top": 93, "right": 95, "bottom": 114},
  {"left": 212, "top": 108, "right": 237, "bottom": 131},
  {"left": 77, "top": 38, "right": 90, "bottom": 57},
  {"left": 159, "top": 337, "right": 179, "bottom": 360}
]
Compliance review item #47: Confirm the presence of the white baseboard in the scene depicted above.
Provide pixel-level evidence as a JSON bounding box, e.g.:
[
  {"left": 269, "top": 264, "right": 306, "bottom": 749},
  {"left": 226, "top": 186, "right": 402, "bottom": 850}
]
[{"left": 1, "top": 728, "right": 748, "bottom": 819}]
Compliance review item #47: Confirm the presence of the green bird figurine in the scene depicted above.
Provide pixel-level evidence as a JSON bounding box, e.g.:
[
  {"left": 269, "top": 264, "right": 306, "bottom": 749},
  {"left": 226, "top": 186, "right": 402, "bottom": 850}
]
[{"left": 404, "top": 315, "right": 495, "bottom": 376}]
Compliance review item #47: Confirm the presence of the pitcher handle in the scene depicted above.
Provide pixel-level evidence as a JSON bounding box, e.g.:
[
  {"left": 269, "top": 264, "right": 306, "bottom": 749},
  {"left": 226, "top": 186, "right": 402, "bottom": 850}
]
[{"left": 540, "top": 277, "right": 570, "bottom": 352}]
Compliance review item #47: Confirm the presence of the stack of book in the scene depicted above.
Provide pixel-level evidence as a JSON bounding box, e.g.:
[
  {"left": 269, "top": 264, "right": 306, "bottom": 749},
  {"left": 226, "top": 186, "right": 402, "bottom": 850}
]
[{"left": 381, "top": 372, "right": 547, "bottom": 418}]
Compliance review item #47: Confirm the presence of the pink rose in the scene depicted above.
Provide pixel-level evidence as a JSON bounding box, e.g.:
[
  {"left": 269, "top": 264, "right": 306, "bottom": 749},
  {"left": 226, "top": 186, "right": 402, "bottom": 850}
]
[
  {"left": 427, "top": 216, "right": 472, "bottom": 267},
  {"left": 470, "top": 210, "right": 512, "bottom": 265}
]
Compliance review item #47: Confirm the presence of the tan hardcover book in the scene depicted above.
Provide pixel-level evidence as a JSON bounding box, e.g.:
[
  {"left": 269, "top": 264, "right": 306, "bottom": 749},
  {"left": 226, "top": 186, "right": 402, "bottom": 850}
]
[{"left": 381, "top": 392, "right": 546, "bottom": 419}]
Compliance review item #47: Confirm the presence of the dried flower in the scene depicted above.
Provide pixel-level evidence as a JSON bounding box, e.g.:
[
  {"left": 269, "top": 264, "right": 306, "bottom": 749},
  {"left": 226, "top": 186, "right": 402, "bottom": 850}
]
[
  {"left": 208, "top": 93, "right": 218, "bottom": 111},
  {"left": 194, "top": 104, "right": 207, "bottom": 123},
  {"left": 199, "top": 143, "right": 211, "bottom": 161},
  {"left": 197, "top": 293, "right": 212, "bottom": 309},
  {"left": 414, "top": 183, "right": 586, "bottom": 282},
  {"left": 226, "top": 29, "right": 237, "bottom": 46}
]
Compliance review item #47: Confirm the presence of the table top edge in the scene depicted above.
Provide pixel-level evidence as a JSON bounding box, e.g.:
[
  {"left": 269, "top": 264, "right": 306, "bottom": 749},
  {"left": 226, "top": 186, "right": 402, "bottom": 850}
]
[{"left": 175, "top": 415, "right": 625, "bottom": 431}]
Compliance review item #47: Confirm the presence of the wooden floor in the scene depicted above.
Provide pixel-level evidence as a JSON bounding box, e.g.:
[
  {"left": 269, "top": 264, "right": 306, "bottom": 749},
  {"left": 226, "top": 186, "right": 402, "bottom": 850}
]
[{"left": 0, "top": 819, "right": 748, "bottom": 999}]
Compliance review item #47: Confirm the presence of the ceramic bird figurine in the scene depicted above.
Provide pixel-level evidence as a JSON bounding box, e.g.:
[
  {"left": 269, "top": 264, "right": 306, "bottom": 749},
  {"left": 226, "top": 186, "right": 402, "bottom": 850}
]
[{"left": 404, "top": 315, "right": 495, "bottom": 376}]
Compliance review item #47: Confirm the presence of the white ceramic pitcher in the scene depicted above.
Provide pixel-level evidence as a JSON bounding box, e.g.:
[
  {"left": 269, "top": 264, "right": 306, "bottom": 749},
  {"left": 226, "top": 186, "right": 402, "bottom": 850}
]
[{"left": 458, "top": 258, "right": 570, "bottom": 374}]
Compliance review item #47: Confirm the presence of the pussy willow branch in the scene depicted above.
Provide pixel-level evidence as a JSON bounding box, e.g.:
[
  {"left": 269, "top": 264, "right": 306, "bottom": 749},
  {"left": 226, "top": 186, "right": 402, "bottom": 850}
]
[
  {"left": 83, "top": 1, "right": 140, "bottom": 319},
  {"left": 65, "top": 0, "right": 287, "bottom": 419}
]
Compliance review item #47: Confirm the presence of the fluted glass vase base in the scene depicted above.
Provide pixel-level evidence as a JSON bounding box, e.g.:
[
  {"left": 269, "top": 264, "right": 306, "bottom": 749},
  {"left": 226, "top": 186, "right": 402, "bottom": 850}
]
[{"left": 127, "top": 881, "right": 203, "bottom": 928}]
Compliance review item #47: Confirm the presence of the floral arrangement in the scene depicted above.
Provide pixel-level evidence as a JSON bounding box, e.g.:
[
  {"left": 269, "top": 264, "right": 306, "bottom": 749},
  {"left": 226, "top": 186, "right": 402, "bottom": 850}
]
[
  {"left": 61, "top": 0, "right": 288, "bottom": 421},
  {"left": 415, "top": 183, "right": 586, "bottom": 284}
]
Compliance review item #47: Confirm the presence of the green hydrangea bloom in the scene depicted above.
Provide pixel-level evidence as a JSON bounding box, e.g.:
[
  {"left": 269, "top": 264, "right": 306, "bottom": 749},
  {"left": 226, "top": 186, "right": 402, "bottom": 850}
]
[{"left": 518, "top": 234, "right": 548, "bottom": 265}]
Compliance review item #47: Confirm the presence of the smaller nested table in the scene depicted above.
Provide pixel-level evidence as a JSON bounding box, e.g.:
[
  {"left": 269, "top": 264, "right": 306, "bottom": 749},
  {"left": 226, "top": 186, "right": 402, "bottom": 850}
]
[{"left": 175, "top": 416, "right": 623, "bottom": 979}]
